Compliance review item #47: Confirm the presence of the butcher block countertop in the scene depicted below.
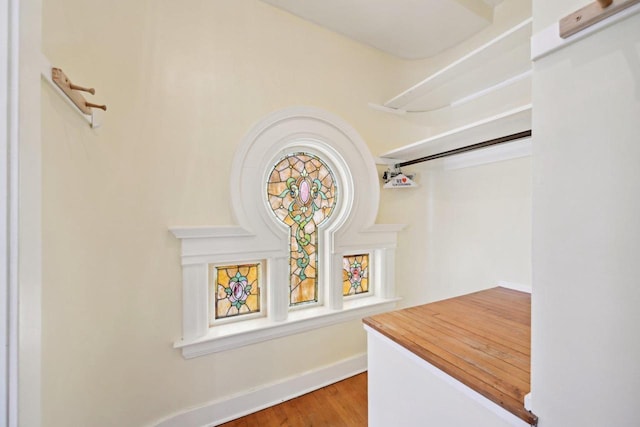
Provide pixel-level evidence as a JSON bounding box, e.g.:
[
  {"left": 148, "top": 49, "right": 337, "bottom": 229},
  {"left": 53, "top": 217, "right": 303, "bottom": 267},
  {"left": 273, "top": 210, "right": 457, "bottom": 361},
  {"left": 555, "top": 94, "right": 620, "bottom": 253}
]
[{"left": 363, "top": 287, "right": 537, "bottom": 425}]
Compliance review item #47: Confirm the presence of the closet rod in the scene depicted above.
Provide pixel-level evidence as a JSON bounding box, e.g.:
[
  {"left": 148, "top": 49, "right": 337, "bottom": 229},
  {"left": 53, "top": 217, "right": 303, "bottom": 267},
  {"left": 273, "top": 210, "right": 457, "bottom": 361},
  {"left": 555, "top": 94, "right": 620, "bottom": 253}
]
[{"left": 395, "top": 130, "right": 532, "bottom": 168}]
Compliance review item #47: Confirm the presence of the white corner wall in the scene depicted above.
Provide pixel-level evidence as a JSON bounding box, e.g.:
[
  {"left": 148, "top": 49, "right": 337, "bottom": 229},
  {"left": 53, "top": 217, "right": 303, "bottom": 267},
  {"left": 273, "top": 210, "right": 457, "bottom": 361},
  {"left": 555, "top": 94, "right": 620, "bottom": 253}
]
[{"left": 531, "top": 4, "right": 640, "bottom": 426}]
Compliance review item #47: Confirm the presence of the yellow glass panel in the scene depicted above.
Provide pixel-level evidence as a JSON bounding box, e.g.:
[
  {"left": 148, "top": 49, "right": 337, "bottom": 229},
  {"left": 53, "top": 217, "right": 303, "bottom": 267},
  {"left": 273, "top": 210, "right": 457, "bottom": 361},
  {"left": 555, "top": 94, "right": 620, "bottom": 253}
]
[
  {"left": 210, "top": 263, "right": 261, "bottom": 322},
  {"left": 343, "top": 254, "right": 369, "bottom": 296}
]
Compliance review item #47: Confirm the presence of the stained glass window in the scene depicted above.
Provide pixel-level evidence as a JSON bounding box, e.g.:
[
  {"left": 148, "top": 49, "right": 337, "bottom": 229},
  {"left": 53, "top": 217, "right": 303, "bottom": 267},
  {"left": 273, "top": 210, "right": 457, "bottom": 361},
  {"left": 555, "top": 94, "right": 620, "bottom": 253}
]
[
  {"left": 343, "top": 254, "right": 369, "bottom": 296},
  {"left": 266, "top": 153, "right": 338, "bottom": 306},
  {"left": 210, "top": 263, "right": 261, "bottom": 322}
]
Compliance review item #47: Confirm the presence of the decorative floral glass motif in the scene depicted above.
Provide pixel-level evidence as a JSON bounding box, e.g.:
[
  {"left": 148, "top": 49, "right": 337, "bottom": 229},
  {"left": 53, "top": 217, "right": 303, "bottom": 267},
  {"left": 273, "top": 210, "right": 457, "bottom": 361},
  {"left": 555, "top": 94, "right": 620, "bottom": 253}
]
[
  {"left": 266, "top": 153, "right": 338, "bottom": 305},
  {"left": 343, "top": 254, "right": 369, "bottom": 296},
  {"left": 211, "top": 264, "right": 261, "bottom": 321}
]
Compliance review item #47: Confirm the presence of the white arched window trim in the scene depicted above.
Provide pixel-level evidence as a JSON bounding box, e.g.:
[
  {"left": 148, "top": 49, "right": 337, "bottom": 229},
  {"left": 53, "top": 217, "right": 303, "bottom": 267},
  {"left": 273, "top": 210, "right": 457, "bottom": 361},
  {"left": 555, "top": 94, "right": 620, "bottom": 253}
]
[{"left": 170, "top": 107, "right": 403, "bottom": 359}]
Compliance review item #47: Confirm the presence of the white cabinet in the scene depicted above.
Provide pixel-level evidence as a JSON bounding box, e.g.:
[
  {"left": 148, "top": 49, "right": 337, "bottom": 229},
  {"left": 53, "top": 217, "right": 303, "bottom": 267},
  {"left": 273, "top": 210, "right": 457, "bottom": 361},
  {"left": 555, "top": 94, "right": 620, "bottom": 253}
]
[{"left": 365, "top": 327, "right": 531, "bottom": 427}]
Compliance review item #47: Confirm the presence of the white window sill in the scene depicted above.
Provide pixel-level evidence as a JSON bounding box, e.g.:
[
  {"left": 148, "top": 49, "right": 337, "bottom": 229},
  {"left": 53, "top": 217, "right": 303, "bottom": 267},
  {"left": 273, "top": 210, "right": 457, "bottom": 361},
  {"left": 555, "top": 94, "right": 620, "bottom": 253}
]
[{"left": 174, "top": 296, "right": 401, "bottom": 359}]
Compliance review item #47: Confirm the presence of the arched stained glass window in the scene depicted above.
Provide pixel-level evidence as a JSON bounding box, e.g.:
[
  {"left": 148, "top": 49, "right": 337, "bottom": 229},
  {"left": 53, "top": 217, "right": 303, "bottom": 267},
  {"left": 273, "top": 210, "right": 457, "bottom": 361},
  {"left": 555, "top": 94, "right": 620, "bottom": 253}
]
[
  {"left": 266, "top": 152, "right": 338, "bottom": 306},
  {"left": 172, "top": 107, "right": 403, "bottom": 357}
]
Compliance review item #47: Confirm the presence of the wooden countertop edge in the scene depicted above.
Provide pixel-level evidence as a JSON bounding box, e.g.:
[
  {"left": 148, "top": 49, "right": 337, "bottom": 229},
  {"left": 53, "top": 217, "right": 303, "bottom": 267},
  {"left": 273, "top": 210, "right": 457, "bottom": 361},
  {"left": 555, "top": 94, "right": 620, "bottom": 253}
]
[{"left": 363, "top": 288, "right": 538, "bottom": 426}]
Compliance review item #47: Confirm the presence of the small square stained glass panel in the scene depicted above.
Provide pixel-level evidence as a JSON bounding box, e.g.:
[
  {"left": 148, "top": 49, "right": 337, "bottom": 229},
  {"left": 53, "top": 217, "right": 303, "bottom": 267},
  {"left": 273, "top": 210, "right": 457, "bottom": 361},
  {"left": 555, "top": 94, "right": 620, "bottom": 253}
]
[
  {"left": 343, "top": 254, "right": 369, "bottom": 296},
  {"left": 210, "top": 263, "right": 261, "bottom": 322}
]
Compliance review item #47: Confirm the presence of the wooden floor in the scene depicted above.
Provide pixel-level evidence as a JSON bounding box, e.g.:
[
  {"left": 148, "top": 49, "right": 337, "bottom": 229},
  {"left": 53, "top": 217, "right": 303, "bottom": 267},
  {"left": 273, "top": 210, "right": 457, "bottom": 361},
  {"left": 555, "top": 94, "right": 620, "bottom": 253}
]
[
  {"left": 219, "top": 373, "right": 368, "bottom": 427},
  {"left": 364, "top": 286, "right": 535, "bottom": 425}
]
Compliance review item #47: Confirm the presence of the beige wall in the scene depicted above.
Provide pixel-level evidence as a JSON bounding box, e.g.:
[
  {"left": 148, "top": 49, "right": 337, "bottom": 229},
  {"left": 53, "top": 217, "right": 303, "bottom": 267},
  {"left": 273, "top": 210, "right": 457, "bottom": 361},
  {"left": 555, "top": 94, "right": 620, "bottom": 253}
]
[
  {"left": 39, "top": 0, "right": 532, "bottom": 425},
  {"left": 40, "top": 1, "right": 425, "bottom": 426},
  {"left": 531, "top": 4, "right": 640, "bottom": 426}
]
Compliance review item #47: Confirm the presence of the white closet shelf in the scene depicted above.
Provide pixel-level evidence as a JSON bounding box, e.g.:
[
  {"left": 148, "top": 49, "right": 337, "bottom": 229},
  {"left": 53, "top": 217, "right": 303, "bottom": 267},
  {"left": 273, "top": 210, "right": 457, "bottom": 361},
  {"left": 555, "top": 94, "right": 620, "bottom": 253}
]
[
  {"left": 384, "top": 18, "right": 532, "bottom": 112},
  {"left": 378, "top": 104, "right": 532, "bottom": 164}
]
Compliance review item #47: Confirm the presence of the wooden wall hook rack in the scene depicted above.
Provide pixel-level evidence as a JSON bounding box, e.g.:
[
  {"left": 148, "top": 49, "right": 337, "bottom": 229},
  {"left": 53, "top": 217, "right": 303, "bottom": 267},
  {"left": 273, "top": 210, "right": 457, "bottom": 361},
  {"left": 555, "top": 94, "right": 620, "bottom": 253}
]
[
  {"left": 51, "top": 68, "right": 107, "bottom": 115},
  {"left": 560, "top": 0, "right": 640, "bottom": 38}
]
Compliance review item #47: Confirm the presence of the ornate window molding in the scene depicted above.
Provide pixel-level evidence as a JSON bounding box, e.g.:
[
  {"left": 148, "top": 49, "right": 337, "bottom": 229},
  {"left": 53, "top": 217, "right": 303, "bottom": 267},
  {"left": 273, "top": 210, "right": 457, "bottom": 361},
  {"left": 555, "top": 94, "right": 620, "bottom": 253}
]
[{"left": 170, "top": 107, "right": 403, "bottom": 358}]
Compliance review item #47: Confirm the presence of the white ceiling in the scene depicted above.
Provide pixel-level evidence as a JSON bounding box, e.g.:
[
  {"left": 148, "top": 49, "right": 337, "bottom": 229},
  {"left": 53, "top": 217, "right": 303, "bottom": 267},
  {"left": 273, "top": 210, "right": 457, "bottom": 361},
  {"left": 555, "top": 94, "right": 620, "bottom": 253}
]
[{"left": 260, "top": 0, "right": 504, "bottom": 59}]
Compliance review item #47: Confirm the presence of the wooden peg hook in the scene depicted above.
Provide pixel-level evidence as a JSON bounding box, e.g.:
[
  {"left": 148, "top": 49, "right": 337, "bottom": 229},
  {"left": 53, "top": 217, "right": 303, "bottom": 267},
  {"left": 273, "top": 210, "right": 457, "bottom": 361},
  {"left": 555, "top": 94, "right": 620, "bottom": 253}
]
[
  {"left": 51, "top": 67, "right": 107, "bottom": 115},
  {"left": 597, "top": 0, "right": 613, "bottom": 7},
  {"left": 69, "top": 83, "right": 95, "bottom": 95},
  {"left": 85, "top": 102, "right": 107, "bottom": 111}
]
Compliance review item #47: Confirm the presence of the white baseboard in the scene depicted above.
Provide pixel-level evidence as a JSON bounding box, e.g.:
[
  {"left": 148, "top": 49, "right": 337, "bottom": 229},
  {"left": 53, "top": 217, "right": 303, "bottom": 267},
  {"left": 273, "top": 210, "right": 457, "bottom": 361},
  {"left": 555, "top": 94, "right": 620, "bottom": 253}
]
[
  {"left": 497, "top": 281, "right": 531, "bottom": 294},
  {"left": 153, "top": 353, "right": 367, "bottom": 427}
]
